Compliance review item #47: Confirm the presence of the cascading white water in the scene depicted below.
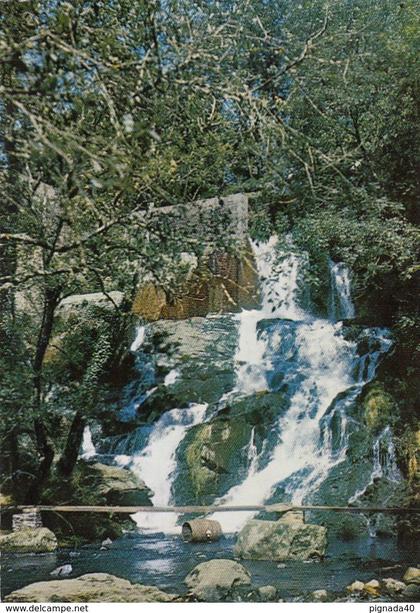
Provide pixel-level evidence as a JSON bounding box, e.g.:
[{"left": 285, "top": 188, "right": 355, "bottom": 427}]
[
  {"left": 329, "top": 260, "right": 355, "bottom": 321},
  {"left": 130, "top": 325, "right": 146, "bottom": 352},
  {"left": 120, "top": 403, "right": 208, "bottom": 533},
  {"left": 233, "top": 237, "right": 305, "bottom": 397},
  {"left": 349, "top": 425, "right": 401, "bottom": 504},
  {"left": 108, "top": 235, "right": 393, "bottom": 537},
  {"left": 210, "top": 318, "right": 356, "bottom": 531},
  {"left": 209, "top": 240, "right": 389, "bottom": 533},
  {"left": 80, "top": 426, "right": 96, "bottom": 460}
]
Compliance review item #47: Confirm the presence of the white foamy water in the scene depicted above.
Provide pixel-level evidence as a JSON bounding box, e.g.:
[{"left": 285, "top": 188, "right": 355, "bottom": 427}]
[
  {"left": 109, "top": 235, "right": 392, "bottom": 536},
  {"left": 349, "top": 425, "right": 401, "bottom": 504},
  {"left": 80, "top": 426, "right": 96, "bottom": 460},
  {"left": 129, "top": 403, "right": 208, "bottom": 533},
  {"left": 164, "top": 369, "right": 180, "bottom": 386},
  {"left": 130, "top": 325, "right": 146, "bottom": 352},
  {"left": 329, "top": 260, "right": 355, "bottom": 321},
  {"left": 233, "top": 237, "right": 305, "bottom": 397},
  {"left": 210, "top": 318, "right": 355, "bottom": 532}
]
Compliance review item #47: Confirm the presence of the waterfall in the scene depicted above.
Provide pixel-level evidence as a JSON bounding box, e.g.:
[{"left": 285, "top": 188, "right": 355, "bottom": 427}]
[
  {"left": 209, "top": 240, "right": 389, "bottom": 533},
  {"left": 106, "top": 235, "right": 392, "bottom": 536},
  {"left": 349, "top": 426, "right": 401, "bottom": 504},
  {"left": 119, "top": 403, "right": 208, "bottom": 533},
  {"left": 210, "top": 318, "right": 356, "bottom": 532},
  {"left": 80, "top": 426, "right": 96, "bottom": 460},
  {"left": 130, "top": 325, "right": 146, "bottom": 352},
  {"left": 329, "top": 260, "right": 355, "bottom": 321},
  {"left": 233, "top": 236, "right": 304, "bottom": 397},
  {"left": 247, "top": 427, "right": 258, "bottom": 475}
]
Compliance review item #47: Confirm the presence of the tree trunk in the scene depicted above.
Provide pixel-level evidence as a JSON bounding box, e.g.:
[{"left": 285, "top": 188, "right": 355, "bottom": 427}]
[
  {"left": 26, "top": 285, "right": 61, "bottom": 503},
  {"left": 56, "top": 411, "right": 86, "bottom": 478}
]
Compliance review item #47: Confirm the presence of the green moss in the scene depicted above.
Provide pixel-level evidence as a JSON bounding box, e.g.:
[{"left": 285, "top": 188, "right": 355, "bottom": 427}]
[
  {"left": 185, "top": 418, "right": 251, "bottom": 497},
  {"left": 361, "top": 382, "right": 396, "bottom": 432}
]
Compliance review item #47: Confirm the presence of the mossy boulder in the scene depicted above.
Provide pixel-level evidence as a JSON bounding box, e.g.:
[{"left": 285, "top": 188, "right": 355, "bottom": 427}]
[
  {"left": 92, "top": 462, "right": 153, "bottom": 505},
  {"left": 360, "top": 382, "right": 396, "bottom": 432},
  {"left": 4, "top": 573, "right": 176, "bottom": 603},
  {"left": 0, "top": 528, "right": 57, "bottom": 553},
  {"left": 174, "top": 390, "right": 286, "bottom": 502},
  {"left": 41, "top": 462, "right": 152, "bottom": 545},
  {"left": 234, "top": 515, "right": 327, "bottom": 561},
  {"left": 183, "top": 418, "right": 252, "bottom": 498}
]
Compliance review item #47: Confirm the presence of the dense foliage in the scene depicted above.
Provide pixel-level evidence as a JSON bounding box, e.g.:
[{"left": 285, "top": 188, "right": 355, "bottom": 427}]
[{"left": 0, "top": 0, "right": 418, "bottom": 504}]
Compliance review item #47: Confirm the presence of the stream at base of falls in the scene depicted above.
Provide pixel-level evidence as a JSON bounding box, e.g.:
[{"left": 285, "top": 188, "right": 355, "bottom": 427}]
[
  {"left": 2, "top": 535, "right": 418, "bottom": 598},
  {"left": 3, "top": 236, "right": 418, "bottom": 599}
]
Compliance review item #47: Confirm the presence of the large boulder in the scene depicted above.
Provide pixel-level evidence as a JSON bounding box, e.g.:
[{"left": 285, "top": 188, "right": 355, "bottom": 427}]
[
  {"left": 184, "top": 559, "right": 251, "bottom": 600},
  {"left": 92, "top": 463, "right": 153, "bottom": 506},
  {"left": 4, "top": 573, "right": 175, "bottom": 603},
  {"left": 234, "top": 514, "right": 327, "bottom": 561},
  {"left": 403, "top": 567, "right": 420, "bottom": 585},
  {"left": 0, "top": 528, "right": 57, "bottom": 553}
]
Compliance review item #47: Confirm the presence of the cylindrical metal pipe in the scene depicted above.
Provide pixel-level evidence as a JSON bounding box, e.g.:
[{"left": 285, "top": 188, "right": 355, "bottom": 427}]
[{"left": 182, "top": 519, "right": 222, "bottom": 542}]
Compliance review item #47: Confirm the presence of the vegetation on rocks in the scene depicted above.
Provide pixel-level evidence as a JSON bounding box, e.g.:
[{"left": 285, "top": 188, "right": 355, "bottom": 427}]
[{"left": 0, "top": 0, "right": 418, "bottom": 561}]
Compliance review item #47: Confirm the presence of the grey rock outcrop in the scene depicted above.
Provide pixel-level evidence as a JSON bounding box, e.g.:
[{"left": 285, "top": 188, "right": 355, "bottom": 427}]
[
  {"left": 234, "top": 515, "right": 327, "bottom": 561},
  {"left": 184, "top": 559, "right": 251, "bottom": 600},
  {"left": 0, "top": 528, "right": 57, "bottom": 553},
  {"left": 4, "top": 573, "right": 176, "bottom": 603},
  {"left": 92, "top": 462, "right": 153, "bottom": 506}
]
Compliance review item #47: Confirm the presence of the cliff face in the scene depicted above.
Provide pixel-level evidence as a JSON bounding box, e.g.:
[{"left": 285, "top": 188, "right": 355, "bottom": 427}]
[{"left": 131, "top": 241, "right": 260, "bottom": 320}]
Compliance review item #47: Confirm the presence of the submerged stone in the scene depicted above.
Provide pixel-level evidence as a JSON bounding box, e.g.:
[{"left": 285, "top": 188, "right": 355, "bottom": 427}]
[{"left": 234, "top": 516, "right": 327, "bottom": 561}]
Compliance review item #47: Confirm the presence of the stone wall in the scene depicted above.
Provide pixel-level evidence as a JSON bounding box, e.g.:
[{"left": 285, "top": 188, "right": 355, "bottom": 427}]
[
  {"left": 131, "top": 193, "right": 259, "bottom": 320},
  {"left": 132, "top": 240, "right": 259, "bottom": 321}
]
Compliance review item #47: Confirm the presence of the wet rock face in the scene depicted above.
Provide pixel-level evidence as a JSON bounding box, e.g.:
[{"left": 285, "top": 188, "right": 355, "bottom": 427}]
[
  {"left": 184, "top": 559, "right": 251, "bottom": 601},
  {"left": 360, "top": 382, "right": 395, "bottom": 432},
  {"left": 234, "top": 516, "right": 327, "bottom": 562},
  {"left": 0, "top": 528, "right": 57, "bottom": 553},
  {"left": 92, "top": 462, "right": 153, "bottom": 506},
  {"left": 4, "top": 573, "right": 176, "bottom": 603},
  {"left": 182, "top": 419, "right": 252, "bottom": 499}
]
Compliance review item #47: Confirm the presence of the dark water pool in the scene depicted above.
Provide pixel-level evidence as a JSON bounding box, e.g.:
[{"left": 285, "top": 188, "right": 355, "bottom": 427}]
[{"left": 2, "top": 533, "right": 419, "bottom": 600}]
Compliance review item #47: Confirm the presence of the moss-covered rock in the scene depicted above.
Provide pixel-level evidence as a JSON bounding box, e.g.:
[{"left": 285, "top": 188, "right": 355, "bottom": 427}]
[
  {"left": 234, "top": 516, "right": 327, "bottom": 561},
  {"left": 184, "top": 418, "right": 252, "bottom": 497},
  {"left": 361, "top": 382, "right": 396, "bottom": 432},
  {"left": 92, "top": 462, "right": 153, "bottom": 505},
  {"left": 0, "top": 528, "right": 57, "bottom": 553},
  {"left": 4, "top": 573, "right": 176, "bottom": 603},
  {"left": 41, "top": 461, "right": 151, "bottom": 545}
]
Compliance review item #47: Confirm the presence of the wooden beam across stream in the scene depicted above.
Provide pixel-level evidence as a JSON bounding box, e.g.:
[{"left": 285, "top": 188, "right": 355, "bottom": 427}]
[{"left": 4, "top": 504, "right": 420, "bottom": 514}]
